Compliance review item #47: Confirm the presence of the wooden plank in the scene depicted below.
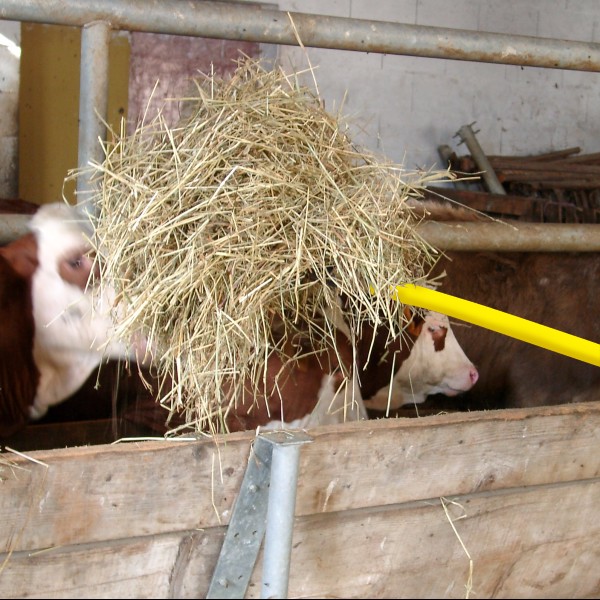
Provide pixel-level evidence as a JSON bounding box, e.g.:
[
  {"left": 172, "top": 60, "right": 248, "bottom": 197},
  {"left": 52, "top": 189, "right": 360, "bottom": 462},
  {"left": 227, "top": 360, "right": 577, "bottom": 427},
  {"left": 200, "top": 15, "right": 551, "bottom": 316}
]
[
  {"left": 490, "top": 159, "right": 600, "bottom": 175},
  {"left": 562, "top": 151, "right": 600, "bottom": 164},
  {"left": 487, "top": 147, "right": 582, "bottom": 162},
  {"left": 1, "top": 418, "right": 156, "bottom": 451},
  {"left": 0, "top": 535, "right": 185, "bottom": 599},
  {"left": 423, "top": 186, "right": 533, "bottom": 216},
  {"left": 497, "top": 171, "right": 600, "bottom": 185},
  {"left": 281, "top": 481, "right": 600, "bottom": 599},
  {"left": 1, "top": 480, "right": 599, "bottom": 598},
  {"left": 1, "top": 402, "right": 600, "bottom": 555}
]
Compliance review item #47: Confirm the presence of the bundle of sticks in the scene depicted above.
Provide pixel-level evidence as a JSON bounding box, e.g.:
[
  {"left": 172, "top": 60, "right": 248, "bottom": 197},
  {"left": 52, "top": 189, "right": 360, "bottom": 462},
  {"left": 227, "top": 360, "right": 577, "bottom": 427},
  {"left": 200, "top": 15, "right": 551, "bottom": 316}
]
[{"left": 427, "top": 145, "right": 600, "bottom": 223}]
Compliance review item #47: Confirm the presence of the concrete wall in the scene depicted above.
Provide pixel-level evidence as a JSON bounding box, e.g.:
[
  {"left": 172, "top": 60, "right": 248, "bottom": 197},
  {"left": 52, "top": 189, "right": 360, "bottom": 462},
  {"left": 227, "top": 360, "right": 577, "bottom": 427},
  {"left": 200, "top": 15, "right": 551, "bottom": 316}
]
[
  {"left": 3, "top": 1, "right": 600, "bottom": 196},
  {"left": 272, "top": 0, "right": 600, "bottom": 171}
]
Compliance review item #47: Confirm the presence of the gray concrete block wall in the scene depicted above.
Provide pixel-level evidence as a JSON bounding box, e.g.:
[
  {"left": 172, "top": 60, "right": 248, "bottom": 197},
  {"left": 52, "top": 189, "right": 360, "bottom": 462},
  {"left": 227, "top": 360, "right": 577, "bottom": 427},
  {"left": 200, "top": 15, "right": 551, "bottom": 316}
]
[
  {"left": 1, "top": 2, "right": 599, "bottom": 192},
  {"left": 273, "top": 0, "right": 600, "bottom": 170}
]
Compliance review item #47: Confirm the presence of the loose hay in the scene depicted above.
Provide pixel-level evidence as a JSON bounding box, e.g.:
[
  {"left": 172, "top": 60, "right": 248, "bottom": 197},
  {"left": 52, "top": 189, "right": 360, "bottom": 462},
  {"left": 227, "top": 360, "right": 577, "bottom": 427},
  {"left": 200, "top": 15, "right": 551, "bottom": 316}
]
[{"left": 78, "top": 58, "right": 454, "bottom": 435}]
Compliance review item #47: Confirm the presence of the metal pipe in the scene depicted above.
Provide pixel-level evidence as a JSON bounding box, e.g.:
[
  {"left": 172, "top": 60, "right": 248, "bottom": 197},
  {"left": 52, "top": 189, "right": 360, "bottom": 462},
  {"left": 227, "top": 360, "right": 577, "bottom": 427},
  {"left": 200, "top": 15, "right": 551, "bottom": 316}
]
[
  {"left": 456, "top": 124, "right": 506, "bottom": 195},
  {"left": 260, "top": 431, "right": 311, "bottom": 600},
  {"left": 0, "top": 214, "right": 31, "bottom": 244},
  {"left": 2, "top": 0, "right": 600, "bottom": 72},
  {"left": 76, "top": 20, "right": 111, "bottom": 219},
  {"left": 416, "top": 221, "right": 600, "bottom": 252},
  {"left": 3, "top": 215, "right": 600, "bottom": 252},
  {"left": 206, "top": 436, "right": 274, "bottom": 600}
]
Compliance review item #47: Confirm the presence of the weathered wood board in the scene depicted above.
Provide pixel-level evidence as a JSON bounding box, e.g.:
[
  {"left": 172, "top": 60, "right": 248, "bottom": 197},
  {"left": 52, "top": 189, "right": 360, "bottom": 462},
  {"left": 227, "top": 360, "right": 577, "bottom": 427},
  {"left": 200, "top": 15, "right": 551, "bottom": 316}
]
[{"left": 1, "top": 402, "right": 600, "bottom": 598}]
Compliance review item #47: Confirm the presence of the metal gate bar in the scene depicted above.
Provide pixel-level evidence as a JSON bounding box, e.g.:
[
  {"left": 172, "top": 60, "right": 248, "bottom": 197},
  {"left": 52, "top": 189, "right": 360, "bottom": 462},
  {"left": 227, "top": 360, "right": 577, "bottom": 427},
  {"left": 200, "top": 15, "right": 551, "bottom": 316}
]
[
  {"left": 207, "top": 430, "right": 313, "bottom": 600},
  {"left": 2, "top": 0, "right": 600, "bottom": 249},
  {"left": 3, "top": 0, "right": 600, "bottom": 72},
  {"left": 77, "top": 20, "right": 110, "bottom": 217}
]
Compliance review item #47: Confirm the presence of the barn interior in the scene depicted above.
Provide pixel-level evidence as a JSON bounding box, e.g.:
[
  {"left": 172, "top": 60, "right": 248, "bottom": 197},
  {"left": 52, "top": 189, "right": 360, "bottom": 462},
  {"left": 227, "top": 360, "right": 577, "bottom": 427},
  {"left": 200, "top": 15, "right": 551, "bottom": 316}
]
[
  {"left": 1, "top": 4, "right": 600, "bottom": 598},
  {"left": 2, "top": 2, "right": 600, "bottom": 452}
]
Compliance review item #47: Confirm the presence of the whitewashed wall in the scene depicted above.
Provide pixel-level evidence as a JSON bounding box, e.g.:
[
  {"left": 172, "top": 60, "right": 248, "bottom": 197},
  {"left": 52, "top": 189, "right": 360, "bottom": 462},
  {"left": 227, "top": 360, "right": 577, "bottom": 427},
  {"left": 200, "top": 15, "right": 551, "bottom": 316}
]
[
  {"left": 2, "top": 1, "right": 600, "bottom": 194},
  {"left": 271, "top": 0, "right": 600, "bottom": 172}
]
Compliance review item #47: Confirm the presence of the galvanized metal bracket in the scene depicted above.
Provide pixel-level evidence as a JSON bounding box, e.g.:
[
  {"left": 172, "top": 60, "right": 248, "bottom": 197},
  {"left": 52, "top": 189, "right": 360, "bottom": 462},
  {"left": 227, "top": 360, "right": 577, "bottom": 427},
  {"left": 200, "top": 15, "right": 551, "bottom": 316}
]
[{"left": 206, "top": 429, "right": 313, "bottom": 600}]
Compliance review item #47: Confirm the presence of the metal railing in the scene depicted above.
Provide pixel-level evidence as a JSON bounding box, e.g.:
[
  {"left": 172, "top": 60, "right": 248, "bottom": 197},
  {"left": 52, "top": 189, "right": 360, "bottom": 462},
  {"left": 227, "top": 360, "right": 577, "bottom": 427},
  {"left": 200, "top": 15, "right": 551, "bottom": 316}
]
[{"left": 2, "top": 0, "right": 600, "bottom": 249}]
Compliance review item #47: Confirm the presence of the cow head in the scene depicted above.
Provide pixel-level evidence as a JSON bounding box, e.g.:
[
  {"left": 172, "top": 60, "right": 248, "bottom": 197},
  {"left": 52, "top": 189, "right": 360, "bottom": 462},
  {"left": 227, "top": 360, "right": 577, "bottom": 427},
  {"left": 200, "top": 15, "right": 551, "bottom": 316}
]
[
  {"left": 27, "top": 202, "right": 147, "bottom": 419},
  {"left": 363, "top": 309, "right": 479, "bottom": 411}
]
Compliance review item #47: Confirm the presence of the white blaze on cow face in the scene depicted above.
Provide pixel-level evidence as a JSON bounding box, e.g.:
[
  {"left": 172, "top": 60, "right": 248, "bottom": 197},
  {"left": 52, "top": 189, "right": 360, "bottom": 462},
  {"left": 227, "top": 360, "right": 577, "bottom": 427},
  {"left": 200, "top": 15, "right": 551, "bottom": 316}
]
[
  {"left": 28, "top": 203, "right": 145, "bottom": 419},
  {"left": 365, "top": 311, "right": 478, "bottom": 410}
]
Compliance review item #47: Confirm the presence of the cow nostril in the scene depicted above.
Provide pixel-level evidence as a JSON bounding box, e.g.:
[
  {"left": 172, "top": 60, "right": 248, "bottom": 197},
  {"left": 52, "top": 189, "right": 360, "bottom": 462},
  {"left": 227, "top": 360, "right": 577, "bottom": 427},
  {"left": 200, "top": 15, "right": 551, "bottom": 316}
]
[{"left": 470, "top": 367, "right": 479, "bottom": 385}]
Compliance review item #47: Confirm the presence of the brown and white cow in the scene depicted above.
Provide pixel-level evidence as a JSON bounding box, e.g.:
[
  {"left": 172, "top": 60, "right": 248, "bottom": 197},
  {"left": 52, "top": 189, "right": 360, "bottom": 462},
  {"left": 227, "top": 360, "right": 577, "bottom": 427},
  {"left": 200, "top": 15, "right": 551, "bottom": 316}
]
[
  {"left": 117, "top": 292, "right": 479, "bottom": 435},
  {"left": 1, "top": 201, "right": 478, "bottom": 439},
  {"left": 0, "top": 202, "right": 146, "bottom": 436},
  {"left": 222, "top": 329, "right": 366, "bottom": 433},
  {"left": 216, "top": 302, "right": 478, "bottom": 432},
  {"left": 411, "top": 198, "right": 600, "bottom": 410},
  {"left": 359, "top": 309, "right": 479, "bottom": 412}
]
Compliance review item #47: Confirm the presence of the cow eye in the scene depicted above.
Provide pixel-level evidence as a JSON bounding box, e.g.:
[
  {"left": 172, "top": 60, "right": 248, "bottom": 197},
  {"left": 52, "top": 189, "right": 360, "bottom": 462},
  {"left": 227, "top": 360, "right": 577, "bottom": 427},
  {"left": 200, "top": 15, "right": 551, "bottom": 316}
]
[{"left": 68, "top": 257, "right": 83, "bottom": 270}]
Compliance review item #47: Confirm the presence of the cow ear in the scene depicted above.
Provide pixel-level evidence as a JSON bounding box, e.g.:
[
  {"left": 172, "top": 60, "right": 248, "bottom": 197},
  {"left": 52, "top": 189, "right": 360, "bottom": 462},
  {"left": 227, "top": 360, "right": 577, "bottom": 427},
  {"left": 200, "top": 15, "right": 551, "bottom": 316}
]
[
  {"left": 1, "top": 233, "right": 39, "bottom": 279},
  {"left": 404, "top": 306, "right": 424, "bottom": 337}
]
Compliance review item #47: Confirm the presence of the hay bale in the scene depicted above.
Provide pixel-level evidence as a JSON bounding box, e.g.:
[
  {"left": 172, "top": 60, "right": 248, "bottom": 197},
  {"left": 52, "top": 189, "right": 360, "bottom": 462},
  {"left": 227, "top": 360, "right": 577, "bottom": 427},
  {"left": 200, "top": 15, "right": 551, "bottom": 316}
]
[{"left": 81, "top": 58, "right": 452, "bottom": 435}]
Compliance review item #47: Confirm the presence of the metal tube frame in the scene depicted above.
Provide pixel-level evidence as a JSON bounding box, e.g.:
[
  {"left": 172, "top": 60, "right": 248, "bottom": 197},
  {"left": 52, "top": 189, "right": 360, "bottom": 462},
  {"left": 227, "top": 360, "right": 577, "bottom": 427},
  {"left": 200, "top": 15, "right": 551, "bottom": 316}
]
[
  {"left": 2, "top": 0, "right": 600, "bottom": 247},
  {"left": 2, "top": 0, "right": 600, "bottom": 72},
  {"left": 77, "top": 20, "right": 110, "bottom": 218},
  {"left": 260, "top": 433, "right": 308, "bottom": 599}
]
